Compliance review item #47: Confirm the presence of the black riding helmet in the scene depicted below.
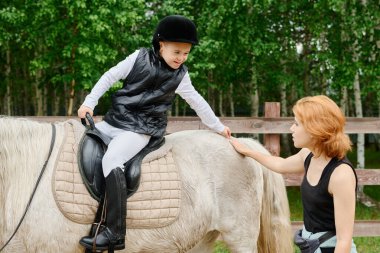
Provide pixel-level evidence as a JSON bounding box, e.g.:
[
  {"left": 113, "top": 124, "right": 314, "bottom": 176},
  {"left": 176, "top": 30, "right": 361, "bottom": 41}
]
[{"left": 152, "top": 15, "right": 198, "bottom": 52}]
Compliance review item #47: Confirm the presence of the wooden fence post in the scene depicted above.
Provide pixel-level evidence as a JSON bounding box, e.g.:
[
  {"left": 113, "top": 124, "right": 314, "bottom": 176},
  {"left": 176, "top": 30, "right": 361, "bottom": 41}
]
[{"left": 264, "top": 102, "right": 281, "bottom": 156}]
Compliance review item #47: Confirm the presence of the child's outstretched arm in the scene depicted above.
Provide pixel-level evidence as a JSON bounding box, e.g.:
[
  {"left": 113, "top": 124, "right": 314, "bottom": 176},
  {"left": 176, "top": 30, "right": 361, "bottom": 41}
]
[{"left": 176, "top": 73, "right": 230, "bottom": 137}]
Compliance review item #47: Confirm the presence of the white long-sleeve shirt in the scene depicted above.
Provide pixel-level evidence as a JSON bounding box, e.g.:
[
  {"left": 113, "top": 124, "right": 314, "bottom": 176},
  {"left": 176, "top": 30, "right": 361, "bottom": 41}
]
[{"left": 82, "top": 49, "right": 225, "bottom": 133}]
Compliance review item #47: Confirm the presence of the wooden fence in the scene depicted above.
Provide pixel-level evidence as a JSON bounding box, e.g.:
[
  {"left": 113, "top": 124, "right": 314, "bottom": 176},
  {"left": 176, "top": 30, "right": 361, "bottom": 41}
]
[
  {"left": 21, "top": 102, "right": 380, "bottom": 237},
  {"left": 169, "top": 103, "right": 380, "bottom": 237}
]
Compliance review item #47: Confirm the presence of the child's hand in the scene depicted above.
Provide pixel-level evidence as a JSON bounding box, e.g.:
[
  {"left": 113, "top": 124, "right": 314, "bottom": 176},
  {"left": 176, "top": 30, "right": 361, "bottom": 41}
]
[
  {"left": 77, "top": 105, "right": 93, "bottom": 119},
  {"left": 220, "top": 126, "right": 231, "bottom": 138},
  {"left": 229, "top": 138, "right": 250, "bottom": 156}
]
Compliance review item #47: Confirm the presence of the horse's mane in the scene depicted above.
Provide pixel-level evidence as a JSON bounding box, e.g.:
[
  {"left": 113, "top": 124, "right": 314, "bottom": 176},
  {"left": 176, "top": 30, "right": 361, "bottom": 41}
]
[
  {"left": 0, "top": 117, "right": 52, "bottom": 171},
  {"left": 0, "top": 117, "right": 54, "bottom": 229}
]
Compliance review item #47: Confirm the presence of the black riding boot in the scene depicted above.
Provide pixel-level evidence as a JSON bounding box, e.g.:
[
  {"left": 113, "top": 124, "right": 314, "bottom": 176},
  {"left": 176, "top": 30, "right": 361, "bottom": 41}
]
[{"left": 80, "top": 167, "right": 127, "bottom": 252}]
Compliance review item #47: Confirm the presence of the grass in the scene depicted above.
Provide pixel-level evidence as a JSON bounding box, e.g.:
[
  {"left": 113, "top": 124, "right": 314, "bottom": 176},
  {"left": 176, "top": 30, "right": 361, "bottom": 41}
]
[{"left": 214, "top": 145, "right": 380, "bottom": 252}]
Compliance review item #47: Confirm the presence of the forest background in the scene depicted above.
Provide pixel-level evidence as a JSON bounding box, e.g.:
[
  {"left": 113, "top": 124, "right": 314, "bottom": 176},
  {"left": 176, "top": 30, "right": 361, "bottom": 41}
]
[
  {"left": 1, "top": 0, "right": 379, "bottom": 116},
  {"left": 0, "top": 0, "right": 380, "bottom": 159},
  {"left": 0, "top": 0, "right": 379, "bottom": 158},
  {"left": 1, "top": 1, "right": 380, "bottom": 251},
  {"left": 0, "top": 0, "right": 380, "bottom": 160}
]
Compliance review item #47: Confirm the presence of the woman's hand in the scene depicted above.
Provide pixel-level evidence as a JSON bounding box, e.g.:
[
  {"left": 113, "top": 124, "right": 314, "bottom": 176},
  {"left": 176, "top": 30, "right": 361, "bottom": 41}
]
[
  {"left": 229, "top": 138, "right": 251, "bottom": 156},
  {"left": 77, "top": 105, "right": 93, "bottom": 119}
]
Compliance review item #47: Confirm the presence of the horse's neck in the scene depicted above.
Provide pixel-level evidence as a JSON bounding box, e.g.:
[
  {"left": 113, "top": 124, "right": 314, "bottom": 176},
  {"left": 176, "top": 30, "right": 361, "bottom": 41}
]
[{"left": 0, "top": 120, "right": 65, "bottom": 226}]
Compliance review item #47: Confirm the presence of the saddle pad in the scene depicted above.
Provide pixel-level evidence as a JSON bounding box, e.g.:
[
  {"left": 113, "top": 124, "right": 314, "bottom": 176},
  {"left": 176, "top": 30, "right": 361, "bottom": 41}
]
[{"left": 52, "top": 120, "right": 181, "bottom": 228}]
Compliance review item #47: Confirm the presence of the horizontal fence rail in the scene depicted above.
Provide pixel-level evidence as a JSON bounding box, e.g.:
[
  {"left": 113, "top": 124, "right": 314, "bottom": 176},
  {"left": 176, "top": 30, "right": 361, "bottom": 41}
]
[
  {"left": 170, "top": 116, "right": 380, "bottom": 134},
  {"left": 18, "top": 115, "right": 380, "bottom": 134},
  {"left": 284, "top": 169, "right": 380, "bottom": 187},
  {"left": 15, "top": 111, "right": 380, "bottom": 237}
]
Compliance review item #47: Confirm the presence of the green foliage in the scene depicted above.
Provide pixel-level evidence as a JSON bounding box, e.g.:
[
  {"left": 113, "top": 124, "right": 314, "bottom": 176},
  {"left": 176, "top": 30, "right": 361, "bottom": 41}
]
[
  {"left": 213, "top": 241, "right": 230, "bottom": 253},
  {"left": 0, "top": 0, "right": 379, "bottom": 116}
]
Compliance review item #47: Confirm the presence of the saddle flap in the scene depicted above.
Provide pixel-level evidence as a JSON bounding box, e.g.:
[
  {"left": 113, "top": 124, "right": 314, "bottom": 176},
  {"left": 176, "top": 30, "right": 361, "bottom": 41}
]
[{"left": 78, "top": 130, "right": 108, "bottom": 201}]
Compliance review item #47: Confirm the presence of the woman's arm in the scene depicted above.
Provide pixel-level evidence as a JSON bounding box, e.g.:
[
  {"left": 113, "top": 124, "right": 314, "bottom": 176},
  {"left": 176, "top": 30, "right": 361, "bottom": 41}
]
[
  {"left": 329, "top": 164, "right": 357, "bottom": 253},
  {"left": 229, "top": 138, "right": 307, "bottom": 174}
]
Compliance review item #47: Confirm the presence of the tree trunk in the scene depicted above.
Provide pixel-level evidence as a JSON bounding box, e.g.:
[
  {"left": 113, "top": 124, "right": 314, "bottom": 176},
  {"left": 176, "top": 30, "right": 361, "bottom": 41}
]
[
  {"left": 34, "top": 68, "right": 44, "bottom": 116},
  {"left": 67, "top": 42, "right": 78, "bottom": 116},
  {"left": 353, "top": 71, "right": 371, "bottom": 205},
  {"left": 250, "top": 90, "right": 259, "bottom": 117},
  {"left": 218, "top": 92, "right": 225, "bottom": 117},
  {"left": 173, "top": 96, "right": 179, "bottom": 116},
  {"left": 302, "top": 31, "right": 312, "bottom": 96},
  {"left": 67, "top": 79, "right": 75, "bottom": 116},
  {"left": 207, "top": 71, "right": 215, "bottom": 111},
  {"left": 280, "top": 82, "right": 291, "bottom": 155},
  {"left": 353, "top": 72, "right": 365, "bottom": 169},
  {"left": 250, "top": 63, "right": 259, "bottom": 117},
  {"left": 340, "top": 86, "right": 349, "bottom": 116},
  {"left": 22, "top": 62, "right": 30, "bottom": 115},
  {"left": 53, "top": 89, "right": 60, "bottom": 116},
  {"left": 377, "top": 101, "right": 380, "bottom": 150},
  {"left": 250, "top": 85, "right": 259, "bottom": 140},
  {"left": 5, "top": 47, "right": 12, "bottom": 115},
  {"left": 182, "top": 102, "right": 187, "bottom": 116},
  {"left": 229, "top": 83, "right": 235, "bottom": 117},
  {"left": 44, "top": 85, "right": 48, "bottom": 115}
]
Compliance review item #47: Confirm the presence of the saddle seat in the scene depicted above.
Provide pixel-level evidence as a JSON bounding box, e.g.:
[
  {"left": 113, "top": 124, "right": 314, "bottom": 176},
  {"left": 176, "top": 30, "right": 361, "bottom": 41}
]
[{"left": 78, "top": 115, "right": 165, "bottom": 201}]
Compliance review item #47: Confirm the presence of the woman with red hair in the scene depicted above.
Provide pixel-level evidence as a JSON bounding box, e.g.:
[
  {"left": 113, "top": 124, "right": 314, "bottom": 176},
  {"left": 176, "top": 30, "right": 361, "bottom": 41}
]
[{"left": 230, "top": 95, "right": 357, "bottom": 253}]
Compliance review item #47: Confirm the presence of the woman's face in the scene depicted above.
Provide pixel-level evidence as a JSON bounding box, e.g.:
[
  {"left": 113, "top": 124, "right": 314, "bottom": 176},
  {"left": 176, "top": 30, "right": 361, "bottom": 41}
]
[
  {"left": 159, "top": 41, "right": 192, "bottom": 69},
  {"left": 290, "top": 117, "right": 313, "bottom": 149}
]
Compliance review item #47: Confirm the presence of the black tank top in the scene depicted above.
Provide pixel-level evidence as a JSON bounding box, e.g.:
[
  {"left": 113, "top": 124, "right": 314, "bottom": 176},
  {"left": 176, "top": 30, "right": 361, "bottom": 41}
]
[{"left": 301, "top": 153, "right": 357, "bottom": 233}]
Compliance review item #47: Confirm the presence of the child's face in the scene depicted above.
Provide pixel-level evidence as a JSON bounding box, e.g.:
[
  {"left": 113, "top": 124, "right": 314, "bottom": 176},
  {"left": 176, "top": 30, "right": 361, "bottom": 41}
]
[{"left": 159, "top": 41, "right": 192, "bottom": 69}]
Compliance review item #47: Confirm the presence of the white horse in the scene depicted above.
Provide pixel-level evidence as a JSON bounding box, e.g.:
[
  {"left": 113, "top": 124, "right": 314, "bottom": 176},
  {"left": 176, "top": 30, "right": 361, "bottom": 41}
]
[{"left": 0, "top": 116, "right": 293, "bottom": 253}]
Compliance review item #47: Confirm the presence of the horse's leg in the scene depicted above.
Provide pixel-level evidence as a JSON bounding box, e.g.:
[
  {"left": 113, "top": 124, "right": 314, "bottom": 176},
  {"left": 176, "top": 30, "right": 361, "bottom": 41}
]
[
  {"left": 217, "top": 186, "right": 263, "bottom": 253},
  {"left": 219, "top": 215, "right": 260, "bottom": 253},
  {"left": 186, "top": 230, "right": 220, "bottom": 253}
]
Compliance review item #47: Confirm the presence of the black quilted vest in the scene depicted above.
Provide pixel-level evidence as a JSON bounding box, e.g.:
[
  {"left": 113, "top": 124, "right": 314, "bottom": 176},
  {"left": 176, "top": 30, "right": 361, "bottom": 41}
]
[{"left": 104, "top": 48, "right": 187, "bottom": 137}]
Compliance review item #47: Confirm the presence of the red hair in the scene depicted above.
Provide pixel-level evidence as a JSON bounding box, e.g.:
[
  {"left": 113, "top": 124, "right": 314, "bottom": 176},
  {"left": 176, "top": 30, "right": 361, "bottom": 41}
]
[{"left": 292, "top": 95, "right": 351, "bottom": 159}]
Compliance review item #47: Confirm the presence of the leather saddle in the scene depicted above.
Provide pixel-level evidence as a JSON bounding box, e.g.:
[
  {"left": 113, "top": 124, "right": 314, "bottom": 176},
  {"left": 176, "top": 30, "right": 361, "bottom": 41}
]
[{"left": 78, "top": 113, "right": 165, "bottom": 202}]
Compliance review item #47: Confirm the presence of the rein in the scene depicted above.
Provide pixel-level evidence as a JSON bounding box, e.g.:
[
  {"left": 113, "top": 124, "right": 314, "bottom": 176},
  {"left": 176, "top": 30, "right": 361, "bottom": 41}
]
[{"left": 0, "top": 123, "right": 56, "bottom": 252}]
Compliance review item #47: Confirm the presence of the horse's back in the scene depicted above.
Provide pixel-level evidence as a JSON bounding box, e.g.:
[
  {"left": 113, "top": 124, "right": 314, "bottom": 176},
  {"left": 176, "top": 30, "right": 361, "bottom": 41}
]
[{"left": 0, "top": 123, "right": 291, "bottom": 253}]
